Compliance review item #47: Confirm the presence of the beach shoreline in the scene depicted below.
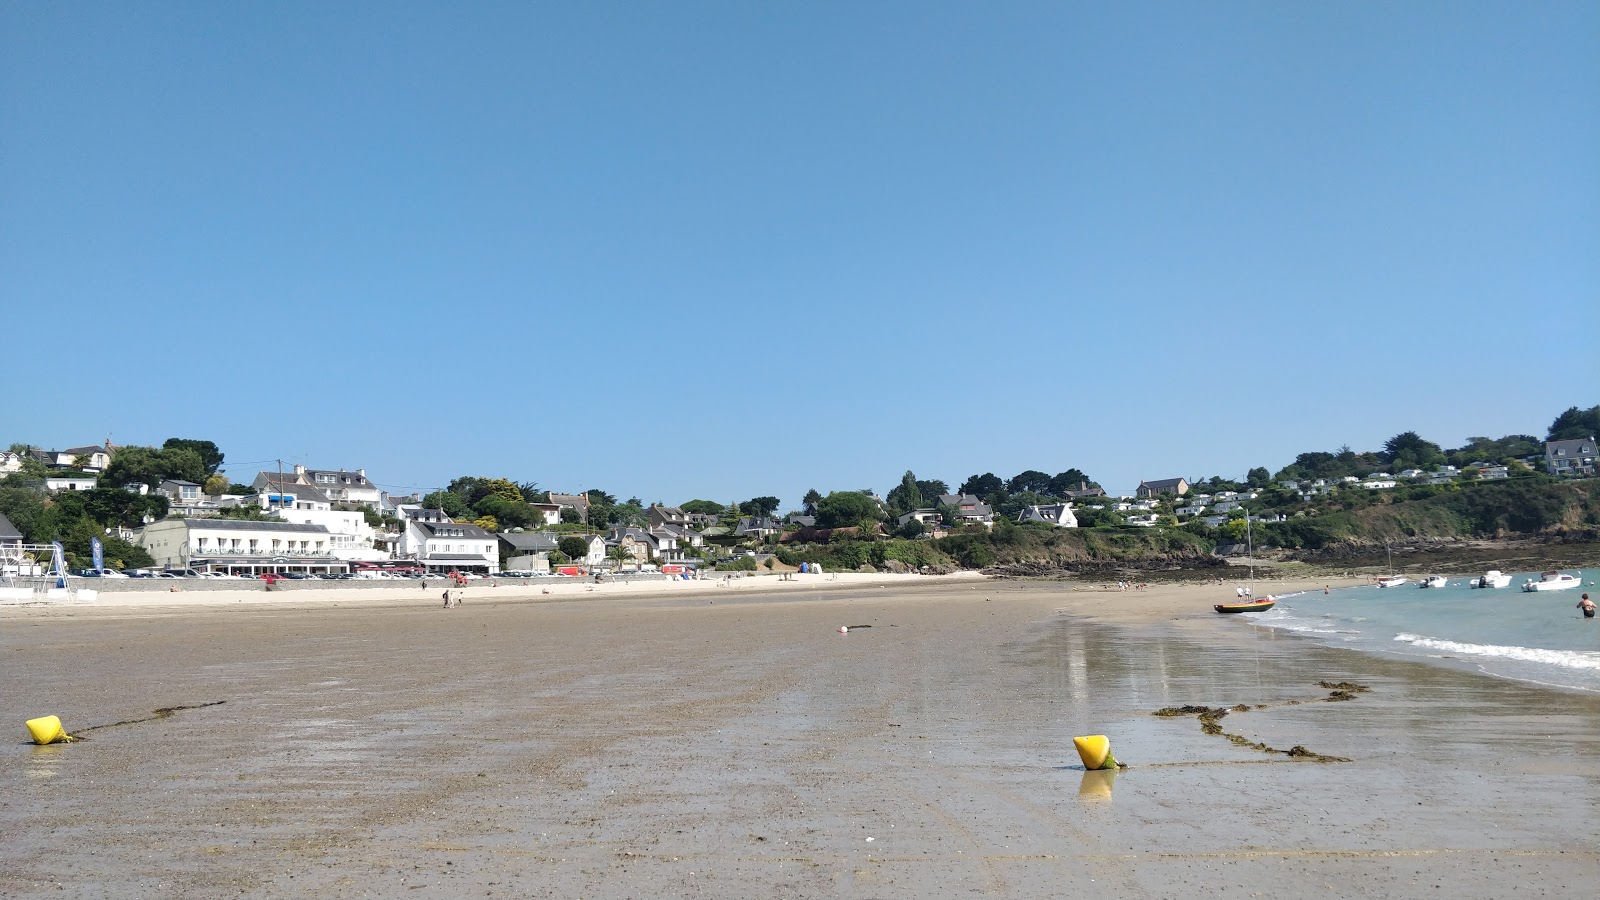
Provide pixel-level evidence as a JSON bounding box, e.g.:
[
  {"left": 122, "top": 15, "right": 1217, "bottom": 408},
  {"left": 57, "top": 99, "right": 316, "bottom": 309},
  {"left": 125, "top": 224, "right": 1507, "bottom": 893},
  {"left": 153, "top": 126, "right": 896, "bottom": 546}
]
[{"left": 3, "top": 574, "right": 1596, "bottom": 898}]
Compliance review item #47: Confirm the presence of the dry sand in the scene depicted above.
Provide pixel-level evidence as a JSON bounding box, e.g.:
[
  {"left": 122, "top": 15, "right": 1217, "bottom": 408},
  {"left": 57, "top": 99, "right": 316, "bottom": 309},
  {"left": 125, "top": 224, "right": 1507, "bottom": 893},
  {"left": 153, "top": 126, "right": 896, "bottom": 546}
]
[{"left": 3, "top": 574, "right": 1597, "bottom": 898}]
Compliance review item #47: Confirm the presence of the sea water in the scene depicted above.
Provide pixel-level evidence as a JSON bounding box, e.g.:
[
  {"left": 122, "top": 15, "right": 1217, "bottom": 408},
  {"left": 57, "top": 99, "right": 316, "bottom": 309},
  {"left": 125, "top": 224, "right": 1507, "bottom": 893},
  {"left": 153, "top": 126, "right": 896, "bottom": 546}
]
[{"left": 1242, "top": 570, "right": 1600, "bottom": 693}]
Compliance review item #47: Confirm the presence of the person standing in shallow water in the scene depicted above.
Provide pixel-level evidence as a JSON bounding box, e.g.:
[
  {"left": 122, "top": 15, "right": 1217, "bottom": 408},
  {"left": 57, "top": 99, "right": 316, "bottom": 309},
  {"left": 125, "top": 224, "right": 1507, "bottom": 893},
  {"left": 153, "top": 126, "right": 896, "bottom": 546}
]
[{"left": 1579, "top": 593, "right": 1596, "bottom": 618}]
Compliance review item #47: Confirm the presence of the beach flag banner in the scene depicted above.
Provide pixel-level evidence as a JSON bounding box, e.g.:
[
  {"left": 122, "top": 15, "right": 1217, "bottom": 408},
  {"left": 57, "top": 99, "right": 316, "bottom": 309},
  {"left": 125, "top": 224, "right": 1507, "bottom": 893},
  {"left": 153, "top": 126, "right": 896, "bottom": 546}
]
[
  {"left": 91, "top": 537, "right": 104, "bottom": 572},
  {"left": 51, "top": 541, "right": 67, "bottom": 588}
]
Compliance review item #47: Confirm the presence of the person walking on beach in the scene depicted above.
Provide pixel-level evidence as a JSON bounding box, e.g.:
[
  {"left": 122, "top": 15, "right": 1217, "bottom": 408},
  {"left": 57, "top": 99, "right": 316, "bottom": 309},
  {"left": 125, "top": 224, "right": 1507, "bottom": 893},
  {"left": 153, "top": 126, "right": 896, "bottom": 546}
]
[
  {"left": 1580, "top": 593, "right": 1596, "bottom": 618},
  {"left": 442, "top": 589, "right": 452, "bottom": 609}
]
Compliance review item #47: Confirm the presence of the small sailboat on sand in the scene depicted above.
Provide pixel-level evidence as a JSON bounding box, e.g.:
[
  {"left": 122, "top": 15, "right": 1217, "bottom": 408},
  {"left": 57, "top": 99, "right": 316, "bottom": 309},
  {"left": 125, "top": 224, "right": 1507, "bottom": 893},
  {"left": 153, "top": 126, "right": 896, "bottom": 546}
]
[{"left": 1216, "top": 510, "right": 1275, "bottom": 613}]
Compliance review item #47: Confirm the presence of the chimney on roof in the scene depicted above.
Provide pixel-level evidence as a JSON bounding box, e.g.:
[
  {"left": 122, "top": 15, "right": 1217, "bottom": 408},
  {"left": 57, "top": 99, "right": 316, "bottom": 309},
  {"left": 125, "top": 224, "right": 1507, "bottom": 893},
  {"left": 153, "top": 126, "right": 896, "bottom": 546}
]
[{"left": 294, "top": 464, "right": 306, "bottom": 477}]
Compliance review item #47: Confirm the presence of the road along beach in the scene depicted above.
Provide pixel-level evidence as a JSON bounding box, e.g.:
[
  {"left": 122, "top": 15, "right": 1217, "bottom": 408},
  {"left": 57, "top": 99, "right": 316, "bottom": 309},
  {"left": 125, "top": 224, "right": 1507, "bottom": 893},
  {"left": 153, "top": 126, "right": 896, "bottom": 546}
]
[{"left": 3, "top": 575, "right": 1596, "bottom": 898}]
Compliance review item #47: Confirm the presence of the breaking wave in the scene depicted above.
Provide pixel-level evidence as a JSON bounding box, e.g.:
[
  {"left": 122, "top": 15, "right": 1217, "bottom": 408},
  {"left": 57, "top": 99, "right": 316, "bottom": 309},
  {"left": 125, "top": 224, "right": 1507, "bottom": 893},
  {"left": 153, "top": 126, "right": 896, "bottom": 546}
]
[{"left": 1393, "top": 633, "right": 1600, "bottom": 671}]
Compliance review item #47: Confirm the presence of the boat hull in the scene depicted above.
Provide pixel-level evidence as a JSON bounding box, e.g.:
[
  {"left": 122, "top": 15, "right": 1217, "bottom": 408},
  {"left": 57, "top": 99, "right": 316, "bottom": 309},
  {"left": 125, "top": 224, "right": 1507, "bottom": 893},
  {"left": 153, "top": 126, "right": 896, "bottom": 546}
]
[
  {"left": 1522, "top": 576, "right": 1580, "bottom": 592},
  {"left": 1214, "top": 600, "right": 1276, "bottom": 614}
]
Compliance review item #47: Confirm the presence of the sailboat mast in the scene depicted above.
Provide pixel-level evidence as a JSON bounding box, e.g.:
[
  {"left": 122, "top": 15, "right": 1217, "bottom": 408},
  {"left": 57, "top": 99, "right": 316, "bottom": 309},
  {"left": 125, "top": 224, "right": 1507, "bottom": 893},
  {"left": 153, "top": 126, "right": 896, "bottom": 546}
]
[{"left": 1245, "top": 506, "right": 1253, "bottom": 584}]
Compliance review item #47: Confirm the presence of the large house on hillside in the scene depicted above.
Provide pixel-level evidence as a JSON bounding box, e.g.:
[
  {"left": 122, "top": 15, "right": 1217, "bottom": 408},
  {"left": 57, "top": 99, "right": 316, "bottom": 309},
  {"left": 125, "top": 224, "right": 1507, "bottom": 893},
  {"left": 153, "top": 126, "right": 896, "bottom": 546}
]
[
  {"left": 936, "top": 494, "right": 995, "bottom": 527},
  {"left": 1135, "top": 478, "right": 1189, "bottom": 498},
  {"left": 1545, "top": 437, "right": 1597, "bottom": 477}
]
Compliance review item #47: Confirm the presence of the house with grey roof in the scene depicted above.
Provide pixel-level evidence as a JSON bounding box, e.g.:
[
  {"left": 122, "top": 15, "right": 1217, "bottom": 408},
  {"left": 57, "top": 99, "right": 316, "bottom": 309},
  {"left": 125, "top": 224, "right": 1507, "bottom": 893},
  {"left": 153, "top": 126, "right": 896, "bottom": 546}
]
[
  {"left": 734, "top": 517, "right": 783, "bottom": 539},
  {"left": 497, "top": 532, "right": 560, "bottom": 573},
  {"left": 548, "top": 493, "right": 591, "bottom": 522},
  {"left": 647, "top": 505, "right": 690, "bottom": 529},
  {"left": 401, "top": 519, "right": 498, "bottom": 574},
  {"left": 935, "top": 494, "right": 994, "bottom": 527},
  {"left": 252, "top": 472, "right": 333, "bottom": 511},
  {"left": 0, "top": 511, "right": 22, "bottom": 547},
  {"left": 1545, "top": 437, "right": 1597, "bottom": 477},
  {"left": 1018, "top": 503, "right": 1078, "bottom": 528},
  {"left": 606, "top": 526, "right": 659, "bottom": 568},
  {"left": 652, "top": 523, "right": 701, "bottom": 550},
  {"left": 294, "top": 465, "right": 382, "bottom": 506}
]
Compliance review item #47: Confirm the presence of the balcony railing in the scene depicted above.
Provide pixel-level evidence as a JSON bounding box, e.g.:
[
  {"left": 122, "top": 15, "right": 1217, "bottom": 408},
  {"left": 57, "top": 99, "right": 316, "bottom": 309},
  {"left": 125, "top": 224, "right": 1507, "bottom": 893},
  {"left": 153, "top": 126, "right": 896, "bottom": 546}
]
[{"left": 189, "top": 548, "right": 335, "bottom": 558}]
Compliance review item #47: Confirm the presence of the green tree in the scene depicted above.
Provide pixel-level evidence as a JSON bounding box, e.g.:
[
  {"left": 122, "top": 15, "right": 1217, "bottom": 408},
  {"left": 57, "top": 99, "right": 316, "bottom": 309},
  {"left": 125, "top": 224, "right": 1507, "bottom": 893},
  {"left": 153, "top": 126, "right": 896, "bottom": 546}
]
[
  {"left": 886, "top": 470, "right": 924, "bottom": 516},
  {"left": 1246, "top": 467, "right": 1270, "bottom": 488},
  {"left": 815, "top": 492, "right": 881, "bottom": 530},
  {"left": 161, "top": 438, "right": 224, "bottom": 476},
  {"left": 680, "top": 499, "right": 724, "bottom": 516},
  {"left": 1047, "top": 469, "right": 1094, "bottom": 496},
  {"left": 203, "top": 474, "right": 229, "bottom": 496},
  {"left": 558, "top": 536, "right": 591, "bottom": 561},
  {"left": 481, "top": 479, "right": 524, "bottom": 504},
  {"left": 1382, "top": 432, "right": 1446, "bottom": 471},
  {"left": 474, "top": 495, "right": 538, "bottom": 529},
  {"left": 802, "top": 488, "right": 822, "bottom": 511},
  {"left": 1547, "top": 405, "right": 1600, "bottom": 442},
  {"left": 743, "top": 496, "right": 781, "bottom": 518},
  {"left": 1006, "top": 470, "right": 1052, "bottom": 494},
  {"left": 99, "top": 445, "right": 206, "bottom": 489},
  {"left": 421, "top": 490, "right": 470, "bottom": 518},
  {"left": 958, "top": 473, "right": 1004, "bottom": 501}
]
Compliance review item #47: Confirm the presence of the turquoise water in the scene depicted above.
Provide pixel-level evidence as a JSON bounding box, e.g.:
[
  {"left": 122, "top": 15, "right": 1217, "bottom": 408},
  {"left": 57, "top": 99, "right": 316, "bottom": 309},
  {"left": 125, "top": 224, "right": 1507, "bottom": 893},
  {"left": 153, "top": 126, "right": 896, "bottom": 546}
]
[{"left": 1240, "top": 570, "right": 1600, "bottom": 693}]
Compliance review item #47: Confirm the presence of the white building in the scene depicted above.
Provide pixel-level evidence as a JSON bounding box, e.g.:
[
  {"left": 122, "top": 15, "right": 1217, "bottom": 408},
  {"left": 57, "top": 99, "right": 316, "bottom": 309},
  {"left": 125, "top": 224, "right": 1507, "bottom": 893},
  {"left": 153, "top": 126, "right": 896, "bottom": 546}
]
[
  {"left": 1017, "top": 503, "right": 1078, "bottom": 527},
  {"left": 44, "top": 475, "right": 98, "bottom": 492},
  {"left": 137, "top": 518, "right": 345, "bottom": 575},
  {"left": 297, "top": 466, "right": 383, "bottom": 507},
  {"left": 397, "top": 507, "right": 498, "bottom": 574},
  {"left": 271, "top": 507, "right": 389, "bottom": 562}
]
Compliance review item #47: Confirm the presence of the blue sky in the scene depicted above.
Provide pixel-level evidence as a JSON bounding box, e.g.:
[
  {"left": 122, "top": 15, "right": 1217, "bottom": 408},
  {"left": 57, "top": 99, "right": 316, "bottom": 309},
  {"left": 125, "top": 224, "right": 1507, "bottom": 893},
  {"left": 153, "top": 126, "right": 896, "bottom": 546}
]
[{"left": 4, "top": 2, "right": 1596, "bottom": 507}]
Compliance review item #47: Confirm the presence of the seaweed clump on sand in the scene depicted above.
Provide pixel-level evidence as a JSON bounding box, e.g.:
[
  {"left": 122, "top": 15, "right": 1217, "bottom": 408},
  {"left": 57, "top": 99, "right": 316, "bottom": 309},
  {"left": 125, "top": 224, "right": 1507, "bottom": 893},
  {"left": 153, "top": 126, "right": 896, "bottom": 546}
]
[{"left": 1150, "top": 685, "right": 1358, "bottom": 763}]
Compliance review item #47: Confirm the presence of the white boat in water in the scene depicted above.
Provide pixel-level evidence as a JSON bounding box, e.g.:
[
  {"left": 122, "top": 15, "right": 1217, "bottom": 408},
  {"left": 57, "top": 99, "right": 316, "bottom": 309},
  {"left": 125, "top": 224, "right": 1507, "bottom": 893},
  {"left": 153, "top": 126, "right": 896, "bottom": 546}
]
[
  {"left": 1420, "top": 575, "right": 1448, "bottom": 588},
  {"left": 1376, "top": 575, "right": 1408, "bottom": 588},
  {"left": 1475, "top": 570, "right": 1512, "bottom": 589},
  {"left": 1521, "top": 571, "right": 1581, "bottom": 592}
]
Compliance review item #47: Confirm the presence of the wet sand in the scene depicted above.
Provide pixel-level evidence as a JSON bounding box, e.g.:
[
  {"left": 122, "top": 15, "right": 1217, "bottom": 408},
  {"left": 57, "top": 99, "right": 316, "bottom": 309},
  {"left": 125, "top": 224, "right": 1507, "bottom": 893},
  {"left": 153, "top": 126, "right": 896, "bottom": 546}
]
[{"left": 3, "top": 577, "right": 1597, "bottom": 898}]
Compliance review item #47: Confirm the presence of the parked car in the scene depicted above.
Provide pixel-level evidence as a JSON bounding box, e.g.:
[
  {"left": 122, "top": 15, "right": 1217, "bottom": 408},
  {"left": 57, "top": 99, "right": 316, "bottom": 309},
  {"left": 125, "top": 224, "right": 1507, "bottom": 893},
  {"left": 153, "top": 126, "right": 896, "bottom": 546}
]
[
  {"left": 97, "top": 569, "right": 129, "bottom": 579},
  {"left": 277, "top": 572, "right": 310, "bottom": 580}
]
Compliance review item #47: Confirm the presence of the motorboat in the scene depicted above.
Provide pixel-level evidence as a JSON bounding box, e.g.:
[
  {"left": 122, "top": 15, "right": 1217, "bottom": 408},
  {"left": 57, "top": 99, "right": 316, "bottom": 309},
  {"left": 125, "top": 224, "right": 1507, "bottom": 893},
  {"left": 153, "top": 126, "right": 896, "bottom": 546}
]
[
  {"left": 1215, "top": 596, "right": 1276, "bottom": 614},
  {"left": 1475, "top": 570, "right": 1512, "bottom": 589},
  {"left": 1420, "top": 575, "right": 1449, "bottom": 589},
  {"left": 1521, "top": 571, "right": 1581, "bottom": 592},
  {"left": 1376, "top": 575, "right": 1408, "bottom": 588}
]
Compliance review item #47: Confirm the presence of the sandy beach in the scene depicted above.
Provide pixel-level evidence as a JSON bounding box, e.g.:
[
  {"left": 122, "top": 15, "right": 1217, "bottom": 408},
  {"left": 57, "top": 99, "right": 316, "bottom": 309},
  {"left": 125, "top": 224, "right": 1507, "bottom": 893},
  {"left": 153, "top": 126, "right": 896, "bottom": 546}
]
[{"left": 3, "top": 573, "right": 1597, "bottom": 898}]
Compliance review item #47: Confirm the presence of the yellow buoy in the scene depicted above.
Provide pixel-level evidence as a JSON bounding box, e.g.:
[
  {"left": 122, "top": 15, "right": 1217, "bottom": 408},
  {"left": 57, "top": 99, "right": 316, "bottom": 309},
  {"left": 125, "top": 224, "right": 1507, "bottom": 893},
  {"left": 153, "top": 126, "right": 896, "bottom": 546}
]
[
  {"left": 1073, "top": 734, "right": 1119, "bottom": 770},
  {"left": 25, "top": 715, "right": 74, "bottom": 745}
]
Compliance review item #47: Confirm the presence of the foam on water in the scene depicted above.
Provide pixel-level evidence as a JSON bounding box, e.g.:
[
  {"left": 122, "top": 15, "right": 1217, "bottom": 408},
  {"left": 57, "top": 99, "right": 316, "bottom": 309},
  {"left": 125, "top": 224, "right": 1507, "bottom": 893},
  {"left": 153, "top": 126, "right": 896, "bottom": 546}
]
[
  {"left": 1240, "top": 568, "right": 1600, "bottom": 692},
  {"left": 1393, "top": 633, "right": 1600, "bottom": 670}
]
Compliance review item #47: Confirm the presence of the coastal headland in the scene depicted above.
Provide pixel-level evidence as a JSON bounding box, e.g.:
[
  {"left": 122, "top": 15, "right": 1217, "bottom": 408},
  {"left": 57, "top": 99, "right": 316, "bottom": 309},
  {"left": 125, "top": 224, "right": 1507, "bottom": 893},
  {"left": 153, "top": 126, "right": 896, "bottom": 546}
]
[{"left": 3, "top": 573, "right": 1596, "bottom": 899}]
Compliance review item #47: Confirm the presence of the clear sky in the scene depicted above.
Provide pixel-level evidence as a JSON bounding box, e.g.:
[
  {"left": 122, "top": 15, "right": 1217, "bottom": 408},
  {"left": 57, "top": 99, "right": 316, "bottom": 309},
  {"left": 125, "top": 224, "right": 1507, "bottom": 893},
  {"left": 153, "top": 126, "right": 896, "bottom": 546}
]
[{"left": 4, "top": 2, "right": 1596, "bottom": 506}]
